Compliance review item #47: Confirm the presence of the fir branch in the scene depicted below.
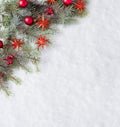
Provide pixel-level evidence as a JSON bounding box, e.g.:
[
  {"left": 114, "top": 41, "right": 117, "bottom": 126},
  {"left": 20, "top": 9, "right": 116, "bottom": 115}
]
[{"left": 0, "top": 0, "right": 88, "bottom": 94}]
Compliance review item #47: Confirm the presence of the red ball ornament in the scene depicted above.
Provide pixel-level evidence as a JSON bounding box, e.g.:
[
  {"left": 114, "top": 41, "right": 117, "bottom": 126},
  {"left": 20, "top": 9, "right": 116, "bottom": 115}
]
[
  {"left": 24, "top": 16, "right": 34, "bottom": 25},
  {"left": 63, "top": 0, "right": 72, "bottom": 5},
  {"left": 0, "top": 40, "right": 3, "bottom": 48},
  {"left": 19, "top": 0, "right": 28, "bottom": 8},
  {"left": 46, "top": 8, "right": 54, "bottom": 15}
]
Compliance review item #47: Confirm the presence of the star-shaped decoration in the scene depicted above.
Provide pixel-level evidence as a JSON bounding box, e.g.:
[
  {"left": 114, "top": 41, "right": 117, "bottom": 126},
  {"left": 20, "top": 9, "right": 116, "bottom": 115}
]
[
  {"left": 74, "top": 0, "right": 85, "bottom": 10},
  {"left": 36, "top": 35, "right": 49, "bottom": 48},
  {"left": 36, "top": 15, "right": 51, "bottom": 31},
  {"left": 11, "top": 38, "right": 24, "bottom": 49},
  {"left": 47, "top": 0, "right": 56, "bottom": 4}
]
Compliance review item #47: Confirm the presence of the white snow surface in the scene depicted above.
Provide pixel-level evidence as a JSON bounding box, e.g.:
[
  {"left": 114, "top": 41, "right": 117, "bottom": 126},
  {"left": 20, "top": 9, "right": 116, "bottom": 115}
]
[{"left": 0, "top": 0, "right": 120, "bottom": 126}]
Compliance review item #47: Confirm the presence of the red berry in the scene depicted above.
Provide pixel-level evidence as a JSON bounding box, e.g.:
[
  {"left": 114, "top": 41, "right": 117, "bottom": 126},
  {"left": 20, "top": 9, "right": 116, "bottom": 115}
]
[
  {"left": 6, "top": 60, "right": 13, "bottom": 65},
  {"left": 6, "top": 61, "right": 10, "bottom": 65},
  {"left": 0, "top": 40, "right": 3, "bottom": 48},
  {"left": 9, "top": 55, "right": 15, "bottom": 59},
  {"left": 9, "top": 61, "right": 13, "bottom": 65},
  {"left": 19, "top": 0, "right": 28, "bottom": 8},
  {"left": 46, "top": 8, "right": 54, "bottom": 15},
  {"left": 5, "top": 56, "right": 10, "bottom": 61},
  {"left": 24, "top": 16, "right": 34, "bottom": 25},
  {"left": 63, "top": 0, "right": 72, "bottom": 5}
]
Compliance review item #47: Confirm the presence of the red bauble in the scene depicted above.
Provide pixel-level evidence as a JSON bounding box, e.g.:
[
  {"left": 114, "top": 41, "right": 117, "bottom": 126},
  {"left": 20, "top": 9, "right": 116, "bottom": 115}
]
[
  {"left": 19, "top": 0, "right": 28, "bottom": 8},
  {"left": 0, "top": 40, "right": 3, "bottom": 48},
  {"left": 24, "top": 16, "right": 34, "bottom": 25},
  {"left": 46, "top": 8, "right": 54, "bottom": 15},
  {"left": 63, "top": 0, "right": 72, "bottom": 5}
]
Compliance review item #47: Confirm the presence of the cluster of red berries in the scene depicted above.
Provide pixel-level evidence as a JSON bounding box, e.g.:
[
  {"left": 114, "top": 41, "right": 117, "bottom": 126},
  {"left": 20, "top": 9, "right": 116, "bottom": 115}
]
[
  {"left": 5, "top": 55, "right": 15, "bottom": 65},
  {"left": 46, "top": 8, "right": 54, "bottom": 15},
  {"left": 0, "top": 41, "right": 15, "bottom": 65}
]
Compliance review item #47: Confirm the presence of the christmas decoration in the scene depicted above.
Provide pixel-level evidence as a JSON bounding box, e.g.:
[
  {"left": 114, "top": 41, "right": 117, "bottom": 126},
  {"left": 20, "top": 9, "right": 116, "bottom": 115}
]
[
  {"left": 74, "top": 0, "right": 85, "bottom": 10},
  {"left": 24, "top": 16, "right": 34, "bottom": 25},
  {"left": 46, "top": 8, "right": 54, "bottom": 15},
  {"left": 11, "top": 38, "right": 24, "bottom": 49},
  {"left": 19, "top": 0, "right": 28, "bottom": 8},
  {"left": 36, "top": 15, "right": 51, "bottom": 30},
  {"left": 5, "top": 55, "right": 15, "bottom": 65},
  {"left": 36, "top": 35, "right": 49, "bottom": 48},
  {"left": 0, "top": 0, "right": 88, "bottom": 95},
  {"left": 0, "top": 40, "right": 3, "bottom": 48},
  {"left": 63, "top": 0, "right": 72, "bottom": 6},
  {"left": 47, "top": 0, "right": 56, "bottom": 4}
]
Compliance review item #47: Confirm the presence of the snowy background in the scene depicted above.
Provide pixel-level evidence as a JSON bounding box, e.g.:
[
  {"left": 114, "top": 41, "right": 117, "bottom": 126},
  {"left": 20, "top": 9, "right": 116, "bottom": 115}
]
[{"left": 0, "top": 0, "right": 120, "bottom": 126}]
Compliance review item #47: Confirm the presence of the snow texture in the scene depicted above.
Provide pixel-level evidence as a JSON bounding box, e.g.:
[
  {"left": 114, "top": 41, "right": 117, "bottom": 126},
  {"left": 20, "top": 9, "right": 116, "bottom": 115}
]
[{"left": 0, "top": 0, "right": 120, "bottom": 127}]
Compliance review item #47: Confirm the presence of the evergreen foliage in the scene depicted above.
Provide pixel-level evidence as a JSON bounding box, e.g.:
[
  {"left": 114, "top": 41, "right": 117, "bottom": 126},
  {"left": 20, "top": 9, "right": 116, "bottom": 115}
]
[{"left": 0, "top": 0, "right": 88, "bottom": 95}]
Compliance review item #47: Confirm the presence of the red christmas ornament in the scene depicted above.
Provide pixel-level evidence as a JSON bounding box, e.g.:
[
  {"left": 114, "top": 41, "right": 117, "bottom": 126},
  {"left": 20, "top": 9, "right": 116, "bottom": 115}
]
[
  {"left": 46, "top": 8, "right": 54, "bottom": 15},
  {"left": 36, "top": 15, "right": 51, "bottom": 30},
  {"left": 74, "top": 0, "right": 85, "bottom": 10},
  {"left": 0, "top": 40, "right": 3, "bottom": 48},
  {"left": 24, "top": 16, "right": 34, "bottom": 25},
  {"left": 19, "top": 0, "right": 28, "bottom": 8},
  {"left": 36, "top": 35, "right": 49, "bottom": 48},
  {"left": 63, "top": 0, "right": 72, "bottom": 5},
  {"left": 11, "top": 38, "right": 24, "bottom": 49}
]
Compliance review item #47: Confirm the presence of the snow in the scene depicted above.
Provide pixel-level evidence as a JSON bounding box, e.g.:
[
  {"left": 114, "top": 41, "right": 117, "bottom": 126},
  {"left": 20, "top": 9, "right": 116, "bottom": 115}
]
[{"left": 0, "top": 0, "right": 120, "bottom": 126}]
